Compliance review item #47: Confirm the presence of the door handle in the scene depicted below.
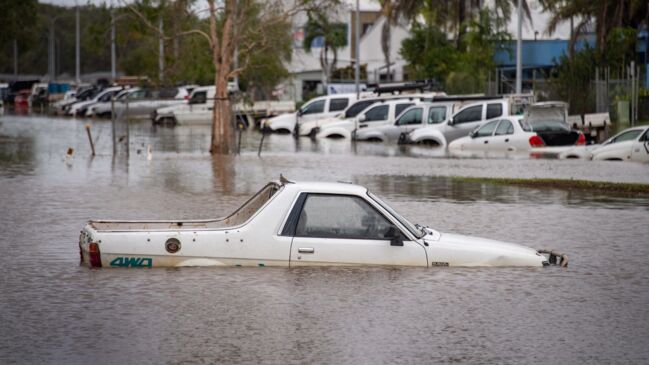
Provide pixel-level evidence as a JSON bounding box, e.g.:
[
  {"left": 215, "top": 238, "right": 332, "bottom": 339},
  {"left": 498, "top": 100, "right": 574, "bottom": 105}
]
[
  {"left": 298, "top": 247, "right": 314, "bottom": 254},
  {"left": 484, "top": 140, "right": 489, "bottom": 144},
  {"left": 505, "top": 138, "right": 509, "bottom": 142}
]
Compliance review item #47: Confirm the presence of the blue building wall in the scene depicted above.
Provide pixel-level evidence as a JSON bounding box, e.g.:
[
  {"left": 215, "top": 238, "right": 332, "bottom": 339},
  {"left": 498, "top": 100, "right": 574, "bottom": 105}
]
[
  {"left": 494, "top": 39, "right": 592, "bottom": 68},
  {"left": 494, "top": 36, "right": 648, "bottom": 88}
]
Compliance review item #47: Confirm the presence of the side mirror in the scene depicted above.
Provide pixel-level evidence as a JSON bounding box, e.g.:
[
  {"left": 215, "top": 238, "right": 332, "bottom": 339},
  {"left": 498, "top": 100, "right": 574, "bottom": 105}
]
[
  {"left": 385, "top": 226, "right": 404, "bottom": 246},
  {"left": 448, "top": 118, "right": 454, "bottom": 126},
  {"left": 297, "top": 108, "right": 304, "bottom": 117},
  {"left": 358, "top": 114, "right": 366, "bottom": 123},
  {"left": 469, "top": 130, "right": 477, "bottom": 138}
]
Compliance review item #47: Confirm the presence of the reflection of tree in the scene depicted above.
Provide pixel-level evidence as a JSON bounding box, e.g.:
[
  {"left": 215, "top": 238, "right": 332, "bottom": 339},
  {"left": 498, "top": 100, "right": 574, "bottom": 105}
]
[
  {"left": 211, "top": 154, "right": 235, "bottom": 195},
  {"left": 0, "top": 134, "right": 36, "bottom": 176}
]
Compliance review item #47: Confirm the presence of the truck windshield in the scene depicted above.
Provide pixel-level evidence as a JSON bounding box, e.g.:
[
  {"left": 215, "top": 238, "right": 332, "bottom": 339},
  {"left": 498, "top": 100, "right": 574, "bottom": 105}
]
[{"left": 367, "top": 192, "right": 425, "bottom": 238}]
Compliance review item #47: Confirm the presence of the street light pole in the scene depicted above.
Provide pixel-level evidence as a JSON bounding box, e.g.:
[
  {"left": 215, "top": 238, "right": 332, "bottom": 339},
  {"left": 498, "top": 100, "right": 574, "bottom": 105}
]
[
  {"left": 515, "top": 0, "right": 522, "bottom": 94},
  {"left": 13, "top": 39, "right": 18, "bottom": 79},
  {"left": 159, "top": 17, "right": 164, "bottom": 83},
  {"left": 76, "top": 4, "right": 80, "bottom": 84},
  {"left": 111, "top": 7, "right": 116, "bottom": 81},
  {"left": 354, "top": 0, "right": 360, "bottom": 99}
]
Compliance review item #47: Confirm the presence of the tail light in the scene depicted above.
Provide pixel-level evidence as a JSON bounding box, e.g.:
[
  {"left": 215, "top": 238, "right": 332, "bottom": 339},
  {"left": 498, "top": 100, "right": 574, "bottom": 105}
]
[
  {"left": 576, "top": 133, "right": 586, "bottom": 145},
  {"left": 88, "top": 242, "right": 102, "bottom": 268},
  {"left": 529, "top": 135, "right": 545, "bottom": 147}
]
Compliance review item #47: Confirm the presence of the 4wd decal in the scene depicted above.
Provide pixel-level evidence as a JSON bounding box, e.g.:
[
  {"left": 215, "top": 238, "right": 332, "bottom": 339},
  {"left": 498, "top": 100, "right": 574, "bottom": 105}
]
[{"left": 110, "top": 257, "right": 153, "bottom": 268}]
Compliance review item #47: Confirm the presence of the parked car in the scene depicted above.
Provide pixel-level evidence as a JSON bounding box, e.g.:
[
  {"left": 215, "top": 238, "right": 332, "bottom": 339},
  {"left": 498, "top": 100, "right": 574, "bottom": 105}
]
[
  {"left": 79, "top": 178, "right": 567, "bottom": 268},
  {"left": 315, "top": 99, "right": 418, "bottom": 139},
  {"left": 354, "top": 102, "right": 457, "bottom": 143},
  {"left": 56, "top": 86, "right": 98, "bottom": 115},
  {"left": 589, "top": 126, "right": 649, "bottom": 162},
  {"left": 406, "top": 97, "right": 532, "bottom": 146},
  {"left": 448, "top": 115, "right": 586, "bottom": 155},
  {"left": 262, "top": 94, "right": 357, "bottom": 134},
  {"left": 67, "top": 86, "right": 124, "bottom": 116},
  {"left": 86, "top": 87, "right": 142, "bottom": 117}
]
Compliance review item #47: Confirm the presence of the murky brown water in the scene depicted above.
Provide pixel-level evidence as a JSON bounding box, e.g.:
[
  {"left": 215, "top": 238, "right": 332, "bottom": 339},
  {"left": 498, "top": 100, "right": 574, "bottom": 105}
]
[{"left": 1, "top": 114, "right": 649, "bottom": 364}]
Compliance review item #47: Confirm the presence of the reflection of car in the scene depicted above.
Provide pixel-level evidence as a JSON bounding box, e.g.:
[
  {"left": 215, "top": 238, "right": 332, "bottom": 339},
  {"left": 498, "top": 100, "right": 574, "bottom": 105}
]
[
  {"left": 590, "top": 126, "right": 649, "bottom": 162},
  {"left": 449, "top": 115, "right": 586, "bottom": 153},
  {"left": 79, "top": 178, "right": 566, "bottom": 268},
  {"left": 354, "top": 102, "right": 456, "bottom": 143},
  {"left": 315, "top": 99, "right": 418, "bottom": 139}
]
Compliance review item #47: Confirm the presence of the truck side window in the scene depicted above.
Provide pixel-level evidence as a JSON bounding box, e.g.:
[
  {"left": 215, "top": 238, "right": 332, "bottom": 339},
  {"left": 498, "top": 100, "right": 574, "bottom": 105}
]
[
  {"left": 301, "top": 100, "right": 325, "bottom": 115},
  {"left": 396, "top": 108, "right": 423, "bottom": 125},
  {"left": 395, "top": 103, "right": 414, "bottom": 117},
  {"left": 329, "top": 98, "right": 349, "bottom": 112},
  {"left": 295, "top": 195, "right": 393, "bottom": 240},
  {"left": 363, "top": 105, "right": 389, "bottom": 122},
  {"left": 428, "top": 106, "right": 447, "bottom": 124},
  {"left": 453, "top": 105, "right": 482, "bottom": 124},
  {"left": 189, "top": 91, "right": 207, "bottom": 104},
  {"left": 486, "top": 103, "right": 503, "bottom": 119}
]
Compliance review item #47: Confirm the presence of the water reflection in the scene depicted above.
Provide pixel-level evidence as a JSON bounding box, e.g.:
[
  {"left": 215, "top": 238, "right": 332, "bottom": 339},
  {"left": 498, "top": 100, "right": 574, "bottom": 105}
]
[{"left": 356, "top": 174, "right": 649, "bottom": 210}]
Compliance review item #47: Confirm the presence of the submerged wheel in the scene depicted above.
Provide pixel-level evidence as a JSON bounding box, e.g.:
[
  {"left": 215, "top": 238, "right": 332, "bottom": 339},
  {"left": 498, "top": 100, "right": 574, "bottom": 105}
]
[{"left": 419, "top": 139, "right": 440, "bottom": 147}]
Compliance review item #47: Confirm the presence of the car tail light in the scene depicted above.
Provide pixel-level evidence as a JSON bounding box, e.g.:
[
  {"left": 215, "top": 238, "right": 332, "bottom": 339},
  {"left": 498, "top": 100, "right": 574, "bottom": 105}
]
[
  {"left": 88, "top": 242, "right": 102, "bottom": 268},
  {"left": 576, "top": 133, "right": 586, "bottom": 145},
  {"left": 529, "top": 135, "right": 545, "bottom": 147}
]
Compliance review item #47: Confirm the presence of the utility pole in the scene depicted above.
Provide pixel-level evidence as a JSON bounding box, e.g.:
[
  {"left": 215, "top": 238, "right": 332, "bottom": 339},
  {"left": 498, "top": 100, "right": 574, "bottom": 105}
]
[
  {"left": 111, "top": 7, "right": 116, "bottom": 81},
  {"left": 354, "top": 0, "right": 360, "bottom": 98},
  {"left": 515, "top": 0, "right": 522, "bottom": 94},
  {"left": 159, "top": 17, "right": 164, "bottom": 83},
  {"left": 76, "top": 4, "right": 81, "bottom": 84},
  {"left": 13, "top": 39, "right": 18, "bottom": 79},
  {"left": 49, "top": 19, "right": 55, "bottom": 82}
]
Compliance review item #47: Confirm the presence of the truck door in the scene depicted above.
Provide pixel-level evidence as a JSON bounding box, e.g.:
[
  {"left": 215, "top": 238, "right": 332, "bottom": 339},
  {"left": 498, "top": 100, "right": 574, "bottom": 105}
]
[
  {"left": 286, "top": 193, "right": 427, "bottom": 267},
  {"left": 390, "top": 107, "right": 423, "bottom": 141},
  {"left": 447, "top": 105, "right": 483, "bottom": 142}
]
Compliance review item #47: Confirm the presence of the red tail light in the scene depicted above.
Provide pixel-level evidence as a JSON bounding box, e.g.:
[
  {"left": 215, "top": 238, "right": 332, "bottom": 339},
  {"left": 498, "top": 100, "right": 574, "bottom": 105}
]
[
  {"left": 88, "top": 242, "right": 102, "bottom": 268},
  {"left": 576, "top": 133, "right": 586, "bottom": 145},
  {"left": 529, "top": 135, "right": 545, "bottom": 147},
  {"left": 184, "top": 95, "right": 189, "bottom": 100}
]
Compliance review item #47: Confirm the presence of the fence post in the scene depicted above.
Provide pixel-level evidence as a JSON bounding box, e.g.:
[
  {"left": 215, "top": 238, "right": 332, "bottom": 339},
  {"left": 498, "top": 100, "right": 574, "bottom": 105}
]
[
  {"left": 125, "top": 98, "right": 130, "bottom": 156},
  {"left": 111, "top": 97, "right": 116, "bottom": 155},
  {"left": 85, "top": 124, "right": 96, "bottom": 156}
]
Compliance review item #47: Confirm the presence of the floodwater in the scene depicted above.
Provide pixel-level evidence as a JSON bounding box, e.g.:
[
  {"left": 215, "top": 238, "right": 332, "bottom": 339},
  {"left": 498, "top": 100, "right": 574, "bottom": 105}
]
[{"left": 1, "top": 114, "right": 649, "bottom": 364}]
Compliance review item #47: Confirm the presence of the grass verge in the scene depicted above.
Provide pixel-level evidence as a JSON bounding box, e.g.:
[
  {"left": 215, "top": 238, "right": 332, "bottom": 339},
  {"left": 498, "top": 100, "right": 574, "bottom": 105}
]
[{"left": 452, "top": 176, "right": 649, "bottom": 194}]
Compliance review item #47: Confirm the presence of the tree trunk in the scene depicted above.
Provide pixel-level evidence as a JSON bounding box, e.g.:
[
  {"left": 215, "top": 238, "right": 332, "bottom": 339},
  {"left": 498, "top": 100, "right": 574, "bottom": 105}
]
[{"left": 208, "top": 0, "right": 235, "bottom": 155}]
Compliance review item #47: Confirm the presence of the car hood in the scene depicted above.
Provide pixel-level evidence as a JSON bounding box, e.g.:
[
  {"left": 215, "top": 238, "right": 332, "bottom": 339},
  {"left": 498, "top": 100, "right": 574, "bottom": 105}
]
[
  {"left": 425, "top": 232, "right": 544, "bottom": 267},
  {"left": 266, "top": 112, "right": 296, "bottom": 126}
]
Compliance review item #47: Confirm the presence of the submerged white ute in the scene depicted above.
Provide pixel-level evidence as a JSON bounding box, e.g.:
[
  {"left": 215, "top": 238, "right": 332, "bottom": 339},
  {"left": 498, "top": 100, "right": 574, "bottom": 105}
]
[{"left": 79, "top": 176, "right": 568, "bottom": 268}]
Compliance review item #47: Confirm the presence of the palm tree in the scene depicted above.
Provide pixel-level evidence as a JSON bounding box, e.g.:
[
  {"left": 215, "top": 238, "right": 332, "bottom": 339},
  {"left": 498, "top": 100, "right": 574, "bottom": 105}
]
[
  {"left": 542, "top": 0, "right": 649, "bottom": 59},
  {"left": 303, "top": 9, "right": 347, "bottom": 88}
]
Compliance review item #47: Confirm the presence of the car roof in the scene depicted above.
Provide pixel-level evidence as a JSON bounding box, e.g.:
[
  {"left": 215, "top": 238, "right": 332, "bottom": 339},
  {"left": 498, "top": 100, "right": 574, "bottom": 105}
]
[{"left": 281, "top": 180, "right": 368, "bottom": 195}]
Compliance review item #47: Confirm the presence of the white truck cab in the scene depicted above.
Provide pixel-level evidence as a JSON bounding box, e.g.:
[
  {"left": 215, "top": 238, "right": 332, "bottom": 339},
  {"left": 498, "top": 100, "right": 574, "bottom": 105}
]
[
  {"left": 263, "top": 94, "right": 357, "bottom": 133},
  {"left": 354, "top": 102, "right": 457, "bottom": 143},
  {"left": 316, "top": 99, "right": 419, "bottom": 139}
]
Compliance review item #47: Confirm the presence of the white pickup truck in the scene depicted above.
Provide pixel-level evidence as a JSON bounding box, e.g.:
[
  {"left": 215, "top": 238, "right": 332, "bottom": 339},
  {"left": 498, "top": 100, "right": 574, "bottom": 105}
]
[
  {"left": 153, "top": 86, "right": 295, "bottom": 126},
  {"left": 79, "top": 178, "right": 567, "bottom": 268}
]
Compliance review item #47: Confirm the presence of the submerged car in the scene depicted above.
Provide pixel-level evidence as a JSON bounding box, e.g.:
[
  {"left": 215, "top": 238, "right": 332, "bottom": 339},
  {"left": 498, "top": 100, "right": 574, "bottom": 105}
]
[
  {"left": 79, "top": 177, "right": 567, "bottom": 268},
  {"left": 589, "top": 126, "right": 649, "bottom": 162},
  {"left": 448, "top": 115, "right": 586, "bottom": 155}
]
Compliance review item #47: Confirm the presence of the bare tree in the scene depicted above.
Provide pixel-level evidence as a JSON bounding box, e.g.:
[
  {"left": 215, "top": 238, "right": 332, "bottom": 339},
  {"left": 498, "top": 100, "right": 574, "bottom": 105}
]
[{"left": 128, "top": 0, "right": 326, "bottom": 154}]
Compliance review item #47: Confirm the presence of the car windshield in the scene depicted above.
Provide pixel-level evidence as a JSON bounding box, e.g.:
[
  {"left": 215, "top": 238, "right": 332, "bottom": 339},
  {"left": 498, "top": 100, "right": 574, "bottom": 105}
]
[{"left": 367, "top": 192, "right": 425, "bottom": 239}]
